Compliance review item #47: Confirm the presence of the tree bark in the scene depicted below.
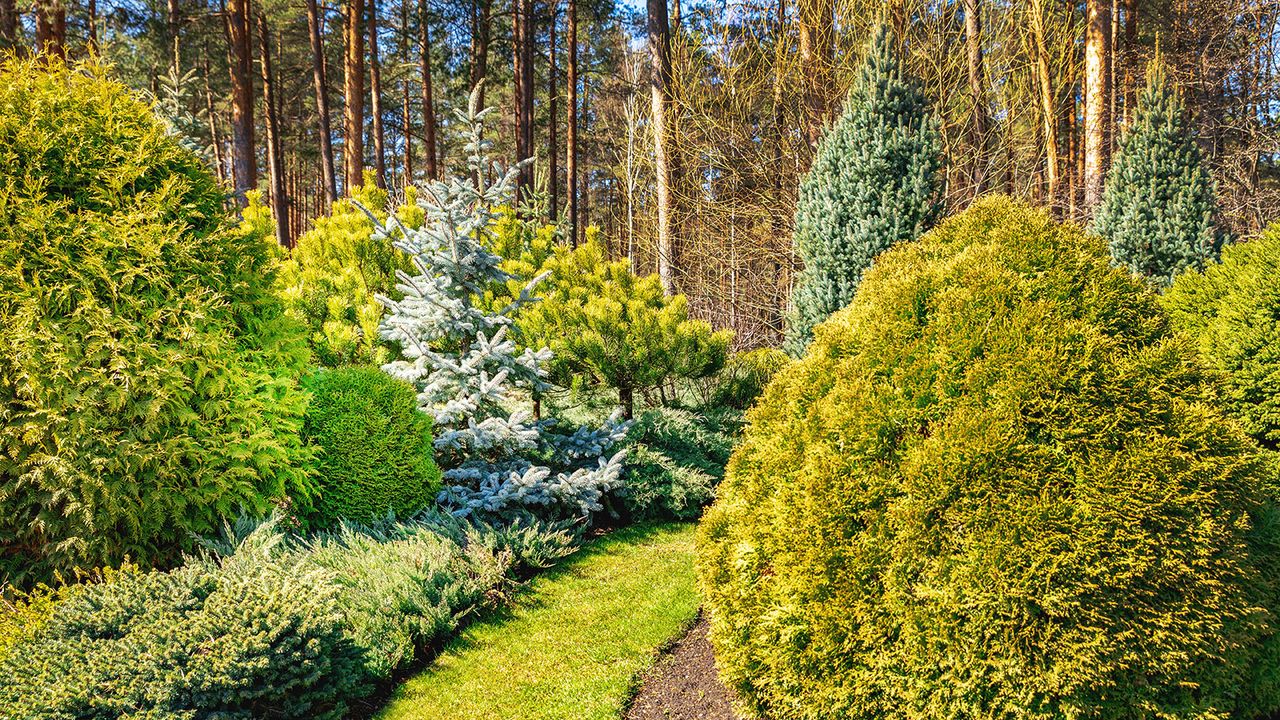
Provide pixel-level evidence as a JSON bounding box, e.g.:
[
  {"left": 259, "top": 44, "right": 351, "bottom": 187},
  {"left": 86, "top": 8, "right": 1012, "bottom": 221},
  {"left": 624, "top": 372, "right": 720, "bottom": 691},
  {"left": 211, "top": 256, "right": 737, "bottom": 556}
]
[
  {"left": 87, "top": 0, "right": 98, "bottom": 52},
  {"left": 401, "top": 80, "right": 412, "bottom": 182},
  {"left": 1029, "top": 0, "right": 1061, "bottom": 207},
  {"left": 368, "top": 0, "right": 386, "bottom": 189},
  {"left": 567, "top": 0, "right": 579, "bottom": 244},
  {"left": 343, "top": 0, "right": 366, "bottom": 193},
  {"left": 419, "top": 0, "right": 438, "bottom": 179},
  {"left": 797, "top": 0, "right": 832, "bottom": 151},
  {"left": 649, "top": 0, "right": 677, "bottom": 293},
  {"left": 547, "top": 0, "right": 559, "bottom": 222},
  {"left": 35, "top": 0, "right": 66, "bottom": 59},
  {"left": 1123, "top": 0, "right": 1138, "bottom": 119},
  {"left": 258, "top": 14, "right": 290, "bottom": 247},
  {"left": 227, "top": 0, "right": 256, "bottom": 201},
  {"left": 963, "top": 0, "right": 989, "bottom": 195},
  {"left": 0, "top": 0, "right": 16, "bottom": 50},
  {"left": 470, "top": 0, "right": 491, "bottom": 108},
  {"left": 307, "top": 0, "right": 338, "bottom": 203},
  {"left": 167, "top": 0, "right": 180, "bottom": 68},
  {"left": 771, "top": 0, "right": 785, "bottom": 232},
  {"left": 1083, "top": 0, "right": 1111, "bottom": 211},
  {"left": 513, "top": 0, "right": 534, "bottom": 196},
  {"left": 202, "top": 44, "right": 227, "bottom": 184}
]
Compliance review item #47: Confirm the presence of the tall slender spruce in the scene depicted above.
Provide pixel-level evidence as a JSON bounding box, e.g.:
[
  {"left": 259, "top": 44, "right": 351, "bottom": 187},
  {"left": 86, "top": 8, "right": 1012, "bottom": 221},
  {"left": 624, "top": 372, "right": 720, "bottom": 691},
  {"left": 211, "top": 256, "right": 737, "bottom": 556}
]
[
  {"left": 1094, "top": 61, "right": 1219, "bottom": 285},
  {"left": 784, "top": 25, "right": 942, "bottom": 355}
]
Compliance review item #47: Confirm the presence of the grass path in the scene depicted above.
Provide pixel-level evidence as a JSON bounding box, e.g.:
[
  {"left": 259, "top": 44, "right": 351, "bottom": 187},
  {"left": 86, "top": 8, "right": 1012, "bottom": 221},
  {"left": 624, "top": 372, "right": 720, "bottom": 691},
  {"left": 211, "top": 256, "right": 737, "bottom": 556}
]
[{"left": 376, "top": 522, "right": 700, "bottom": 720}]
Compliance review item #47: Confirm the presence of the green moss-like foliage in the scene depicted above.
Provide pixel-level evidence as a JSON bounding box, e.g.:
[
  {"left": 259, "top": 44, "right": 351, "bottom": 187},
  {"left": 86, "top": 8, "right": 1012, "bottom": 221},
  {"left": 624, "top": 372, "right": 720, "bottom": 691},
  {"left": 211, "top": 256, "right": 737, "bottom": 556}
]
[
  {"left": 1163, "top": 222, "right": 1280, "bottom": 451},
  {"left": 785, "top": 24, "right": 942, "bottom": 355},
  {"left": 276, "top": 175, "right": 419, "bottom": 367},
  {"left": 1094, "top": 61, "right": 1219, "bottom": 285},
  {"left": 699, "top": 197, "right": 1280, "bottom": 720},
  {"left": 513, "top": 237, "right": 732, "bottom": 418},
  {"left": 302, "top": 367, "right": 442, "bottom": 528},
  {"left": 0, "top": 58, "right": 313, "bottom": 587}
]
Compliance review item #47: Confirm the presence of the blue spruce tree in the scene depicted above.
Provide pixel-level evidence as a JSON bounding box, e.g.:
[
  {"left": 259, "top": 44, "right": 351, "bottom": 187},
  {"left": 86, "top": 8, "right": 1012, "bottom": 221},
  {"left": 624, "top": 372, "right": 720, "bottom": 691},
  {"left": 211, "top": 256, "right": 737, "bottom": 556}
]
[
  {"left": 1094, "top": 60, "right": 1220, "bottom": 285},
  {"left": 374, "top": 86, "right": 627, "bottom": 520},
  {"left": 785, "top": 24, "right": 942, "bottom": 356}
]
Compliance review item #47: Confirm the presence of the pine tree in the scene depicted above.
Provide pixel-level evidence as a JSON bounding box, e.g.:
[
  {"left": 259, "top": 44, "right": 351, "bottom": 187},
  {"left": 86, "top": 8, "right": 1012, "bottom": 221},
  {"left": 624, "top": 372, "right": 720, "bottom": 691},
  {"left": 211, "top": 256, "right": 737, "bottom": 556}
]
[
  {"left": 784, "top": 24, "right": 942, "bottom": 356},
  {"left": 1094, "top": 60, "right": 1219, "bottom": 285},
  {"left": 374, "top": 86, "right": 627, "bottom": 519}
]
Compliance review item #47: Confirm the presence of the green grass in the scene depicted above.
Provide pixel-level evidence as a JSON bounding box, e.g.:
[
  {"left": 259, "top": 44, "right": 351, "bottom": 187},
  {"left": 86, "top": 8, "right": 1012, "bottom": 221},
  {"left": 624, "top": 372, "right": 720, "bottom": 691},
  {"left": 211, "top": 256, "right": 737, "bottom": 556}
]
[{"left": 375, "top": 522, "right": 700, "bottom": 720}]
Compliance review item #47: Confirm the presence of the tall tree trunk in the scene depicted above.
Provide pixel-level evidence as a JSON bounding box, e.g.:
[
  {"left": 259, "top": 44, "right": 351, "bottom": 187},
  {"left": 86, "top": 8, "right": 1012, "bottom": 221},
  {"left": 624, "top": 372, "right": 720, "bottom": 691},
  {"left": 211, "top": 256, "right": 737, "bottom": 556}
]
[
  {"left": 1029, "top": 0, "right": 1061, "bottom": 207},
  {"left": 1083, "top": 0, "right": 1111, "bottom": 211},
  {"left": 227, "top": 0, "right": 256, "bottom": 201},
  {"left": 648, "top": 0, "right": 677, "bottom": 294},
  {"left": 87, "top": 0, "right": 98, "bottom": 52},
  {"left": 469, "top": 0, "right": 491, "bottom": 107},
  {"left": 547, "top": 0, "right": 559, "bottom": 222},
  {"left": 343, "top": 0, "right": 366, "bottom": 193},
  {"left": 401, "top": 80, "right": 412, "bottom": 182},
  {"left": 35, "top": 0, "right": 66, "bottom": 58},
  {"left": 513, "top": 0, "right": 534, "bottom": 196},
  {"left": 771, "top": 0, "right": 785, "bottom": 233},
  {"left": 258, "top": 14, "right": 290, "bottom": 247},
  {"left": 419, "top": 0, "right": 438, "bottom": 179},
  {"left": 167, "top": 0, "right": 180, "bottom": 67},
  {"left": 368, "top": 0, "right": 386, "bottom": 188},
  {"left": 963, "top": 0, "right": 989, "bottom": 195},
  {"left": 307, "top": 0, "right": 338, "bottom": 203},
  {"left": 567, "top": 0, "right": 578, "bottom": 244},
  {"left": 1123, "top": 0, "right": 1138, "bottom": 119},
  {"left": 797, "top": 0, "right": 832, "bottom": 152},
  {"left": 0, "top": 0, "right": 16, "bottom": 50}
]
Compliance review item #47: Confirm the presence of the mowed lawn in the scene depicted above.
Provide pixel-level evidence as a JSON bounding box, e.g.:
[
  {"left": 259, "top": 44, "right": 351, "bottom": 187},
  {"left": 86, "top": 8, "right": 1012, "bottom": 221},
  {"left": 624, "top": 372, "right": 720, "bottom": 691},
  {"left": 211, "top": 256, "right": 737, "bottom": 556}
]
[{"left": 376, "top": 522, "right": 701, "bottom": 720}]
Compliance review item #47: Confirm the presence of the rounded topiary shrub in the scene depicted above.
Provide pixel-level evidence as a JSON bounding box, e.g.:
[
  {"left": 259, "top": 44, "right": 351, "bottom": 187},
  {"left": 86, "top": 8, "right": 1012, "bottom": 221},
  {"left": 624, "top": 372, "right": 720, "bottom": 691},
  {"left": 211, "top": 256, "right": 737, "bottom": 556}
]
[
  {"left": 302, "top": 367, "right": 441, "bottom": 527},
  {"left": 698, "top": 197, "right": 1280, "bottom": 720},
  {"left": 1163, "top": 222, "right": 1280, "bottom": 452},
  {"left": 0, "top": 59, "right": 313, "bottom": 586}
]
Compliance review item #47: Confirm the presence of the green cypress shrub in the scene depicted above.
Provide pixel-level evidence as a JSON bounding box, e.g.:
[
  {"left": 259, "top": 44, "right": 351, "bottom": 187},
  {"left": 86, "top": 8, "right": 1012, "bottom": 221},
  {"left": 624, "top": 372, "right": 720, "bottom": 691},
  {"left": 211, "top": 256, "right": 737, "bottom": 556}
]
[
  {"left": 1163, "top": 221, "right": 1280, "bottom": 450},
  {"left": 0, "top": 58, "right": 313, "bottom": 586},
  {"left": 1093, "top": 60, "right": 1220, "bottom": 285},
  {"left": 301, "top": 367, "right": 442, "bottom": 528},
  {"left": 785, "top": 24, "right": 943, "bottom": 355},
  {"left": 622, "top": 407, "right": 737, "bottom": 521},
  {"left": 699, "top": 197, "right": 1280, "bottom": 720}
]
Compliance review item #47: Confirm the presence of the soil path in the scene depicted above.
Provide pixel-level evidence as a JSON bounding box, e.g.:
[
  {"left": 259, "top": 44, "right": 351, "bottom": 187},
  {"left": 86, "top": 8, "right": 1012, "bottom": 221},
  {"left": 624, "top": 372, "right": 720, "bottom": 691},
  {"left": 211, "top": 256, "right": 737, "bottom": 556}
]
[{"left": 625, "top": 618, "right": 742, "bottom": 720}]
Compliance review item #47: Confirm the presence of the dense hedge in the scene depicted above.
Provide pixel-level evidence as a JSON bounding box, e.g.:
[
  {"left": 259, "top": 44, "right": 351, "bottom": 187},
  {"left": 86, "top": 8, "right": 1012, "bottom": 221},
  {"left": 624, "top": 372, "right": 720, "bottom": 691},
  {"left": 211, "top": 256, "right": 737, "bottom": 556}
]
[
  {"left": 699, "top": 197, "right": 1280, "bottom": 720},
  {"left": 302, "top": 367, "right": 442, "bottom": 527},
  {"left": 0, "top": 59, "right": 312, "bottom": 586},
  {"left": 1163, "top": 222, "right": 1280, "bottom": 451},
  {"left": 0, "top": 515, "right": 578, "bottom": 718}
]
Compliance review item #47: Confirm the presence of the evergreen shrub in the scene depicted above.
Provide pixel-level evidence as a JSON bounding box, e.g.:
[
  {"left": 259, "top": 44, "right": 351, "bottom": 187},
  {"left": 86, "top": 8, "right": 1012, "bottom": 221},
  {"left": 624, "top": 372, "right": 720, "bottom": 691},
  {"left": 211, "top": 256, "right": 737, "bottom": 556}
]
[
  {"left": 0, "top": 58, "right": 312, "bottom": 587},
  {"left": 623, "top": 407, "right": 737, "bottom": 521},
  {"left": 705, "top": 347, "right": 791, "bottom": 410},
  {"left": 1094, "top": 60, "right": 1220, "bottom": 284},
  {"left": 1163, "top": 222, "right": 1280, "bottom": 451},
  {"left": 0, "top": 514, "right": 578, "bottom": 717},
  {"left": 515, "top": 238, "right": 732, "bottom": 418},
  {"left": 785, "top": 24, "right": 942, "bottom": 354},
  {"left": 301, "top": 367, "right": 442, "bottom": 528},
  {"left": 699, "top": 197, "right": 1280, "bottom": 720}
]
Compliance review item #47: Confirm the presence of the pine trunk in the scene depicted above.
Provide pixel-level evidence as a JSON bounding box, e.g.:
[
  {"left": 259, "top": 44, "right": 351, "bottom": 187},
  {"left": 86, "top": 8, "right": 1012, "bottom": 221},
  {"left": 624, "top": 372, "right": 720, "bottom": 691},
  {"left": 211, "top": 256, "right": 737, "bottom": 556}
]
[
  {"left": 1083, "top": 0, "right": 1111, "bottom": 211},
  {"left": 258, "top": 14, "right": 290, "bottom": 247},
  {"left": 35, "top": 0, "right": 66, "bottom": 58},
  {"left": 368, "top": 0, "right": 386, "bottom": 189},
  {"left": 963, "top": 0, "right": 989, "bottom": 195},
  {"left": 797, "top": 0, "right": 832, "bottom": 151},
  {"left": 227, "top": 0, "right": 256, "bottom": 202},
  {"left": 419, "top": 0, "right": 438, "bottom": 179},
  {"left": 1030, "top": 0, "right": 1061, "bottom": 207},
  {"left": 648, "top": 0, "right": 677, "bottom": 294},
  {"left": 547, "top": 0, "right": 559, "bottom": 222},
  {"left": 0, "top": 0, "right": 16, "bottom": 50},
  {"left": 514, "top": 0, "right": 534, "bottom": 195},
  {"left": 470, "top": 0, "right": 490, "bottom": 107},
  {"left": 567, "top": 0, "right": 578, "bottom": 244},
  {"left": 343, "top": 0, "right": 366, "bottom": 193},
  {"left": 307, "top": 0, "right": 338, "bottom": 203}
]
